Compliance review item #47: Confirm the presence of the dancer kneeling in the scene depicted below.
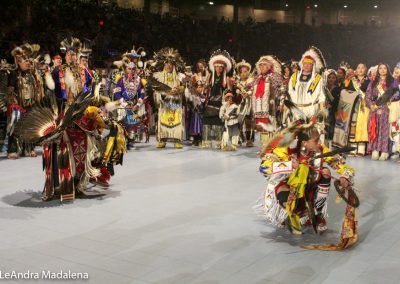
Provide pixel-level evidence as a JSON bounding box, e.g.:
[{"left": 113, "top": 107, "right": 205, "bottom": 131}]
[{"left": 257, "top": 120, "right": 355, "bottom": 236}]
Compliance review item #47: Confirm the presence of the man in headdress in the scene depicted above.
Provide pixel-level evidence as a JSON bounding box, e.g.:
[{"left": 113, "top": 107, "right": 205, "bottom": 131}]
[
  {"left": 202, "top": 49, "right": 234, "bottom": 149},
  {"left": 77, "top": 42, "right": 95, "bottom": 93},
  {"left": 252, "top": 55, "right": 283, "bottom": 145},
  {"left": 113, "top": 55, "right": 147, "bottom": 148},
  {"left": 234, "top": 59, "right": 255, "bottom": 147},
  {"left": 152, "top": 47, "right": 186, "bottom": 149},
  {"left": 14, "top": 91, "right": 122, "bottom": 201},
  {"left": 287, "top": 47, "right": 326, "bottom": 123},
  {"left": 52, "top": 37, "right": 83, "bottom": 112},
  {"left": 111, "top": 46, "right": 147, "bottom": 89},
  {"left": 125, "top": 46, "right": 147, "bottom": 77},
  {"left": 7, "top": 43, "right": 44, "bottom": 159}
]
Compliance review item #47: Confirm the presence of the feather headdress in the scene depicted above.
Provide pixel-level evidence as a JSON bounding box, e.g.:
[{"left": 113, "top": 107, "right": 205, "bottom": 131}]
[
  {"left": 153, "top": 47, "right": 185, "bottom": 72},
  {"left": 260, "top": 119, "right": 322, "bottom": 155},
  {"left": 123, "top": 46, "right": 146, "bottom": 59},
  {"left": 235, "top": 59, "right": 252, "bottom": 73},
  {"left": 78, "top": 41, "right": 92, "bottom": 59},
  {"left": 255, "top": 55, "right": 282, "bottom": 75},
  {"left": 60, "top": 37, "right": 82, "bottom": 54},
  {"left": 299, "top": 46, "right": 326, "bottom": 74},
  {"left": 208, "top": 49, "right": 234, "bottom": 73},
  {"left": 114, "top": 45, "right": 147, "bottom": 69},
  {"left": 11, "top": 43, "right": 41, "bottom": 61}
]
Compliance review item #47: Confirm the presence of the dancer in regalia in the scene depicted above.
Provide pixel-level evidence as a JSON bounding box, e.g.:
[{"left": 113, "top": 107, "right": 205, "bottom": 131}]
[
  {"left": 287, "top": 47, "right": 326, "bottom": 122},
  {"left": 234, "top": 59, "right": 255, "bottom": 147},
  {"left": 201, "top": 49, "right": 234, "bottom": 149},
  {"left": 152, "top": 47, "right": 186, "bottom": 149},
  {"left": 252, "top": 55, "right": 283, "bottom": 146},
  {"left": 7, "top": 43, "right": 47, "bottom": 159},
  {"left": 257, "top": 120, "right": 358, "bottom": 249}
]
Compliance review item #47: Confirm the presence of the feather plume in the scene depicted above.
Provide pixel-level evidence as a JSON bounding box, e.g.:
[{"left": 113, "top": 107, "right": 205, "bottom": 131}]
[
  {"left": 44, "top": 54, "right": 51, "bottom": 65},
  {"left": 45, "top": 72, "right": 55, "bottom": 90},
  {"left": 257, "top": 122, "right": 276, "bottom": 132},
  {"left": 113, "top": 60, "right": 124, "bottom": 69},
  {"left": 64, "top": 68, "right": 78, "bottom": 96},
  {"left": 147, "top": 76, "right": 172, "bottom": 92},
  {"left": 30, "top": 44, "right": 41, "bottom": 58},
  {"left": 64, "top": 68, "right": 74, "bottom": 87},
  {"left": 283, "top": 99, "right": 307, "bottom": 121},
  {"left": 100, "top": 95, "right": 111, "bottom": 104},
  {"left": 59, "top": 90, "right": 93, "bottom": 130},
  {"left": 260, "top": 119, "right": 322, "bottom": 154},
  {"left": 78, "top": 41, "right": 92, "bottom": 59},
  {"left": 105, "top": 101, "right": 120, "bottom": 112},
  {"left": 94, "top": 83, "right": 101, "bottom": 101}
]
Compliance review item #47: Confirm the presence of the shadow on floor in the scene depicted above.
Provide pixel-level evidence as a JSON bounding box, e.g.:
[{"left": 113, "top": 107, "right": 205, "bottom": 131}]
[
  {"left": 259, "top": 226, "right": 340, "bottom": 249},
  {"left": 2, "top": 188, "right": 121, "bottom": 208}
]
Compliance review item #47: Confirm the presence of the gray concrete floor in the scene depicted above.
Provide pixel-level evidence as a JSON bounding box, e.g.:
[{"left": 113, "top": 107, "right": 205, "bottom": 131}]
[{"left": 0, "top": 141, "right": 399, "bottom": 284}]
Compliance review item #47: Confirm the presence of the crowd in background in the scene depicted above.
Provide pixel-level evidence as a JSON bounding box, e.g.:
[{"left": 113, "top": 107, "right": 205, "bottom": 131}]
[{"left": 1, "top": 0, "right": 400, "bottom": 68}]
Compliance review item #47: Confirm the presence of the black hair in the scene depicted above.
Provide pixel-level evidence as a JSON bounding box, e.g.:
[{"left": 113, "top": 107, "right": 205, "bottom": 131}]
[
  {"left": 295, "top": 131, "right": 310, "bottom": 155},
  {"left": 372, "top": 63, "right": 393, "bottom": 89},
  {"left": 295, "top": 129, "right": 320, "bottom": 155}
]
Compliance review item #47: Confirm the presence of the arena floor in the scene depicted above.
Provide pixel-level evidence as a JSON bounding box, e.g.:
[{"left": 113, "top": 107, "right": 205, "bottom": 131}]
[{"left": 0, "top": 140, "right": 399, "bottom": 284}]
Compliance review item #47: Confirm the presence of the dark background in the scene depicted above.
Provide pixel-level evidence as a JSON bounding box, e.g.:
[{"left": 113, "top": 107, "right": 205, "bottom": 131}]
[{"left": 1, "top": 0, "right": 399, "bottom": 70}]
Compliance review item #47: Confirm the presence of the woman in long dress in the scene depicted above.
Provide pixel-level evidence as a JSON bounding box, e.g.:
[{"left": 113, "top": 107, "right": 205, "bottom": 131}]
[{"left": 366, "top": 63, "right": 400, "bottom": 160}]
